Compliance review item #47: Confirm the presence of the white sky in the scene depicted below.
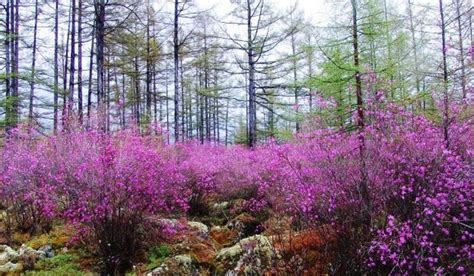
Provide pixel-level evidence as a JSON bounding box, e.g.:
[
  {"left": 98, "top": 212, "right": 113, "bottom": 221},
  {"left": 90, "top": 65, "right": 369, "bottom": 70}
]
[{"left": 196, "top": 0, "right": 332, "bottom": 24}]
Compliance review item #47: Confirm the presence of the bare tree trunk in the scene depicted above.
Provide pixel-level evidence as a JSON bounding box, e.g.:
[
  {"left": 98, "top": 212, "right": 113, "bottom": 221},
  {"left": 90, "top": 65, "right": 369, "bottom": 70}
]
[
  {"left": 180, "top": 57, "right": 185, "bottom": 141},
  {"left": 383, "top": 0, "right": 395, "bottom": 98},
  {"left": 153, "top": 64, "right": 158, "bottom": 127},
  {"left": 54, "top": 0, "right": 59, "bottom": 133},
  {"left": 28, "top": 0, "right": 39, "bottom": 127},
  {"left": 173, "top": 0, "right": 180, "bottom": 142},
  {"left": 216, "top": 96, "right": 220, "bottom": 143},
  {"left": 407, "top": 0, "right": 421, "bottom": 102},
  {"left": 305, "top": 35, "right": 314, "bottom": 112},
  {"left": 134, "top": 56, "right": 140, "bottom": 126},
  {"left": 225, "top": 98, "right": 229, "bottom": 146},
  {"left": 95, "top": 0, "right": 105, "bottom": 108},
  {"left": 5, "top": 0, "right": 11, "bottom": 129},
  {"left": 87, "top": 23, "right": 95, "bottom": 120},
  {"left": 247, "top": 0, "right": 257, "bottom": 147},
  {"left": 68, "top": 0, "right": 77, "bottom": 114},
  {"left": 165, "top": 63, "right": 170, "bottom": 144},
  {"left": 9, "top": 0, "right": 19, "bottom": 128},
  {"left": 351, "top": 0, "right": 370, "bottom": 226},
  {"left": 62, "top": 3, "right": 71, "bottom": 126},
  {"left": 291, "top": 32, "right": 299, "bottom": 132},
  {"left": 146, "top": 0, "right": 152, "bottom": 122},
  {"left": 439, "top": 0, "right": 450, "bottom": 147},
  {"left": 78, "top": 0, "right": 83, "bottom": 123},
  {"left": 106, "top": 64, "right": 110, "bottom": 131},
  {"left": 121, "top": 70, "right": 126, "bottom": 128},
  {"left": 13, "top": 0, "right": 19, "bottom": 126},
  {"left": 454, "top": 0, "right": 467, "bottom": 99},
  {"left": 351, "top": 0, "right": 364, "bottom": 130}
]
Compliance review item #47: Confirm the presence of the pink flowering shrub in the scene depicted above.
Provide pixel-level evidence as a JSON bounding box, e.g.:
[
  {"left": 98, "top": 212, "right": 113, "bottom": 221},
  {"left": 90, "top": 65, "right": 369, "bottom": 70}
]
[
  {"left": 58, "top": 129, "right": 188, "bottom": 273},
  {"left": 364, "top": 108, "right": 473, "bottom": 274},
  {"left": 253, "top": 103, "right": 473, "bottom": 273},
  {"left": 0, "top": 127, "right": 58, "bottom": 235},
  {"left": 0, "top": 101, "right": 471, "bottom": 274},
  {"left": 177, "top": 143, "right": 261, "bottom": 215},
  {"left": 0, "top": 127, "right": 188, "bottom": 274}
]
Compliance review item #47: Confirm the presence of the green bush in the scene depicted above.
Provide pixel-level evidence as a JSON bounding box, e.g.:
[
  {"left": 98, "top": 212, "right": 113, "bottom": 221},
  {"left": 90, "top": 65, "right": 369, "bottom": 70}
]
[
  {"left": 30, "top": 253, "right": 83, "bottom": 275},
  {"left": 146, "top": 244, "right": 170, "bottom": 270}
]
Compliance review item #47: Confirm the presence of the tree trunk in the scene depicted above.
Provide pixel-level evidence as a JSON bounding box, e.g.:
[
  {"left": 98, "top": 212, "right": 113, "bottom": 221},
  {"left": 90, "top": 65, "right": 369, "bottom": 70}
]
[
  {"left": 69, "top": 0, "right": 76, "bottom": 112},
  {"left": 28, "top": 0, "right": 39, "bottom": 127},
  {"left": 173, "top": 0, "right": 180, "bottom": 142},
  {"left": 9, "top": 0, "right": 19, "bottom": 128},
  {"left": 5, "top": 0, "right": 11, "bottom": 129},
  {"left": 87, "top": 23, "right": 95, "bottom": 121},
  {"left": 351, "top": 0, "right": 370, "bottom": 226},
  {"left": 95, "top": 0, "right": 105, "bottom": 108},
  {"left": 291, "top": 32, "right": 299, "bottom": 132},
  {"left": 180, "top": 57, "right": 185, "bottom": 141},
  {"left": 13, "top": 0, "right": 19, "bottom": 126},
  {"left": 54, "top": 0, "right": 59, "bottom": 133},
  {"left": 165, "top": 64, "right": 170, "bottom": 144},
  {"left": 134, "top": 56, "right": 140, "bottom": 126},
  {"left": 454, "top": 0, "right": 466, "bottom": 99},
  {"left": 62, "top": 3, "right": 71, "bottom": 126},
  {"left": 408, "top": 0, "right": 421, "bottom": 104},
  {"left": 225, "top": 98, "right": 229, "bottom": 146},
  {"left": 146, "top": 1, "right": 152, "bottom": 122},
  {"left": 247, "top": 0, "right": 257, "bottom": 147},
  {"left": 351, "top": 0, "right": 364, "bottom": 130},
  {"left": 439, "top": 0, "right": 450, "bottom": 147},
  {"left": 78, "top": 0, "right": 83, "bottom": 123}
]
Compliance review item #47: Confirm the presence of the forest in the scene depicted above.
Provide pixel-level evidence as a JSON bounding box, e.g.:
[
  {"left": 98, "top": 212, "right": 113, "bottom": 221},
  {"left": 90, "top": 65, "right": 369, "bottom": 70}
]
[{"left": 0, "top": 0, "right": 472, "bottom": 274}]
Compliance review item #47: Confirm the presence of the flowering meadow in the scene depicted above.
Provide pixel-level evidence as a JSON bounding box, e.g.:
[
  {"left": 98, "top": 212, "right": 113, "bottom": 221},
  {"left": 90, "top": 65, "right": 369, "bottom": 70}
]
[{"left": 0, "top": 100, "right": 472, "bottom": 275}]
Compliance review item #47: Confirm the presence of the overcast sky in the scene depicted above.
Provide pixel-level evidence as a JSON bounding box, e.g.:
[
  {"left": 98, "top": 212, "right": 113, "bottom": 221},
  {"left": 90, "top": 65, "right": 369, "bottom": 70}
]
[{"left": 157, "top": 0, "right": 441, "bottom": 27}]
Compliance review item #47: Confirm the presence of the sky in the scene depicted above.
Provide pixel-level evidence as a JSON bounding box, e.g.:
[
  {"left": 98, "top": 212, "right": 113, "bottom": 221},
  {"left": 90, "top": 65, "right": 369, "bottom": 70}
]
[
  {"left": 158, "top": 0, "right": 441, "bottom": 27},
  {"left": 196, "top": 0, "right": 332, "bottom": 24}
]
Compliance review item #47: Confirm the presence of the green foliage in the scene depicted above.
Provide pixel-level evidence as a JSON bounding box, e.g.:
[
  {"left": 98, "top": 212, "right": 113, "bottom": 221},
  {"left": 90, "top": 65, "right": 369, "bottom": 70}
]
[
  {"left": 0, "top": 96, "right": 20, "bottom": 128},
  {"left": 31, "top": 253, "right": 83, "bottom": 275},
  {"left": 26, "top": 225, "right": 71, "bottom": 249},
  {"left": 234, "top": 115, "right": 248, "bottom": 145},
  {"left": 146, "top": 244, "right": 170, "bottom": 270}
]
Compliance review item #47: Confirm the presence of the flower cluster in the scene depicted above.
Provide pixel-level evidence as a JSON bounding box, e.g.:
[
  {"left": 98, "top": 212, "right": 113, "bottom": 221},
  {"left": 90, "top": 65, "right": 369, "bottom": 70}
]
[
  {"left": 0, "top": 101, "right": 472, "bottom": 274},
  {"left": 0, "top": 127, "right": 188, "bottom": 273}
]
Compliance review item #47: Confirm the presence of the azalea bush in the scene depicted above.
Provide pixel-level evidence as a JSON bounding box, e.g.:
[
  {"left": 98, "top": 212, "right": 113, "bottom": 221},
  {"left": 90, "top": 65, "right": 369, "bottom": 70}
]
[
  {"left": 0, "top": 100, "right": 472, "bottom": 274},
  {"left": 177, "top": 143, "right": 261, "bottom": 216},
  {"left": 251, "top": 103, "right": 473, "bottom": 274},
  {"left": 0, "top": 127, "right": 188, "bottom": 274},
  {"left": 0, "top": 127, "right": 58, "bottom": 236},
  {"left": 58, "top": 129, "right": 188, "bottom": 273}
]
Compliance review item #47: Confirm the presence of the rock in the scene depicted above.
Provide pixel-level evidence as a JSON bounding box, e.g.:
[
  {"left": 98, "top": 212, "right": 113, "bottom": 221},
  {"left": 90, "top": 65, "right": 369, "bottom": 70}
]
[
  {"left": 0, "top": 245, "right": 19, "bottom": 265},
  {"left": 189, "top": 241, "right": 215, "bottom": 265},
  {"left": 19, "top": 244, "right": 46, "bottom": 259},
  {"left": 0, "top": 261, "right": 23, "bottom": 273},
  {"left": 212, "top": 201, "right": 229, "bottom": 210},
  {"left": 174, "top": 254, "right": 193, "bottom": 268},
  {"left": 227, "top": 213, "right": 262, "bottom": 238},
  {"left": 215, "top": 234, "right": 276, "bottom": 274},
  {"left": 147, "top": 264, "right": 167, "bottom": 276},
  {"left": 157, "top": 218, "right": 179, "bottom": 228},
  {"left": 187, "top": 221, "right": 209, "bottom": 237},
  {"left": 148, "top": 254, "right": 198, "bottom": 276},
  {"left": 210, "top": 226, "right": 238, "bottom": 247},
  {"left": 38, "top": 245, "right": 55, "bottom": 258}
]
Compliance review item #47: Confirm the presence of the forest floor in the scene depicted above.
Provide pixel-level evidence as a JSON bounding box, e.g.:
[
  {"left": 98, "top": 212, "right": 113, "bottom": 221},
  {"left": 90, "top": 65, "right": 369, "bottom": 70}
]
[{"left": 0, "top": 196, "right": 334, "bottom": 275}]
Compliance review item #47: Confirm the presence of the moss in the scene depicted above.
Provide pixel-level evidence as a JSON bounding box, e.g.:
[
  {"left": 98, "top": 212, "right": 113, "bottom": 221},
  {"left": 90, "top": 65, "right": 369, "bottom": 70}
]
[
  {"left": 12, "top": 232, "right": 31, "bottom": 245},
  {"left": 146, "top": 244, "right": 170, "bottom": 270},
  {"left": 29, "top": 253, "right": 83, "bottom": 275},
  {"left": 26, "top": 225, "right": 71, "bottom": 249}
]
